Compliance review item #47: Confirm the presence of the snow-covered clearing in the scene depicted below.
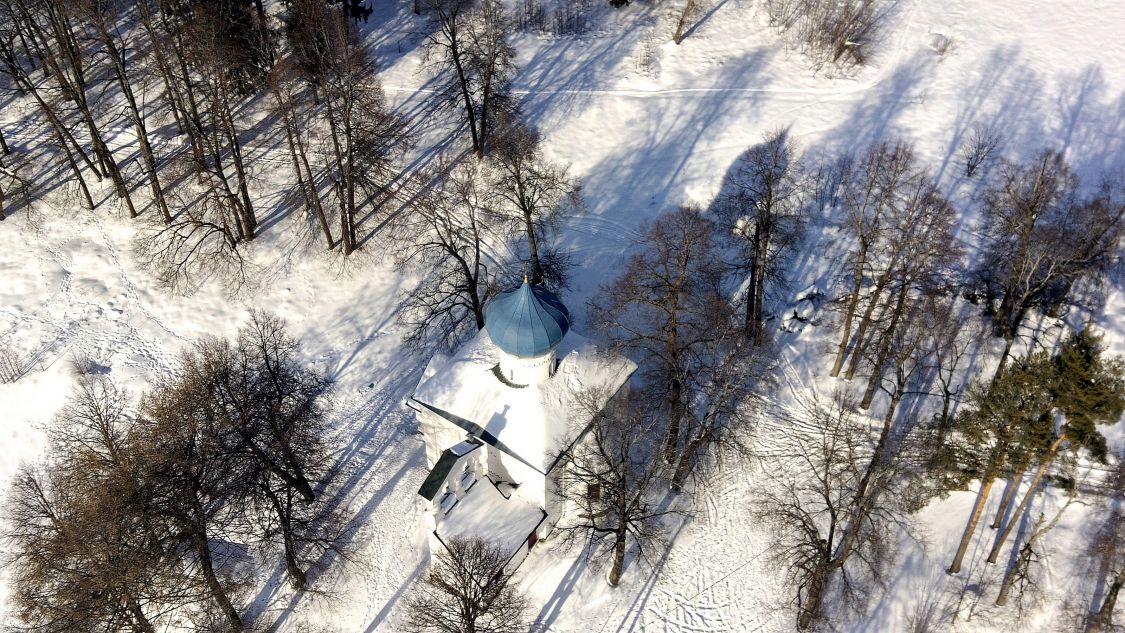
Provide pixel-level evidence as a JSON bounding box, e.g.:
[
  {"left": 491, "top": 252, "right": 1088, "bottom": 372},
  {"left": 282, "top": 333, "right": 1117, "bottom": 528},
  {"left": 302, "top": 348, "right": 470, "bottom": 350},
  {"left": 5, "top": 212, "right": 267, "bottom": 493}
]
[{"left": 2, "top": 0, "right": 1124, "bottom": 630}]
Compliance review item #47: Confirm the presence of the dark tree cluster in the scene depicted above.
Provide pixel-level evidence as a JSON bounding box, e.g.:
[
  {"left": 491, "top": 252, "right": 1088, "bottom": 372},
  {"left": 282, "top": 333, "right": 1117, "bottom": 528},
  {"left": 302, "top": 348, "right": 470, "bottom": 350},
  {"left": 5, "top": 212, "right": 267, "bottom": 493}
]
[
  {"left": 1, "top": 312, "right": 343, "bottom": 632},
  {"left": 0, "top": 0, "right": 559, "bottom": 317},
  {"left": 0, "top": 0, "right": 415, "bottom": 291},
  {"left": 578, "top": 129, "right": 1124, "bottom": 629}
]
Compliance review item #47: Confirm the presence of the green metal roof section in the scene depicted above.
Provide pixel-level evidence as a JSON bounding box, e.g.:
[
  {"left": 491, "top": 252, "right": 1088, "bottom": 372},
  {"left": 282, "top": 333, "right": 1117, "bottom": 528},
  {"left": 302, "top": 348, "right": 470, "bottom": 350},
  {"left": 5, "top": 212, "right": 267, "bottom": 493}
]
[{"left": 417, "top": 438, "right": 483, "bottom": 500}]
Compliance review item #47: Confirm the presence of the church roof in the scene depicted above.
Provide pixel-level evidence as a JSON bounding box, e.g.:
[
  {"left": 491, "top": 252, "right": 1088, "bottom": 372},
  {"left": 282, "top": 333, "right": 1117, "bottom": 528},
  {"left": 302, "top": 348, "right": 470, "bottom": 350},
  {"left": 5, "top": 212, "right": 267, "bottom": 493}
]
[
  {"left": 410, "top": 329, "right": 636, "bottom": 473},
  {"left": 484, "top": 281, "right": 570, "bottom": 358},
  {"left": 417, "top": 438, "right": 482, "bottom": 501}
]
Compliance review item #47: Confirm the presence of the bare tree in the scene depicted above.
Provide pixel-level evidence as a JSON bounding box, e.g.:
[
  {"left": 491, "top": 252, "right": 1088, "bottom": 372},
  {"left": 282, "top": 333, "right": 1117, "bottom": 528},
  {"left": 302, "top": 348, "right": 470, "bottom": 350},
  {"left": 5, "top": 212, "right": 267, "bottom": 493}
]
[
  {"left": 1, "top": 378, "right": 196, "bottom": 633},
  {"left": 668, "top": 301, "right": 766, "bottom": 492},
  {"left": 78, "top": 0, "right": 172, "bottom": 222},
  {"left": 486, "top": 117, "right": 581, "bottom": 287},
  {"left": 394, "top": 159, "right": 501, "bottom": 350},
  {"left": 133, "top": 369, "right": 252, "bottom": 631},
  {"left": 192, "top": 311, "right": 338, "bottom": 589},
  {"left": 1085, "top": 454, "right": 1125, "bottom": 633},
  {"left": 0, "top": 5, "right": 98, "bottom": 210},
  {"left": 269, "top": 58, "right": 335, "bottom": 249},
  {"left": 160, "top": 0, "right": 278, "bottom": 242},
  {"left": 851, "top": 170, "right": 960, "bottom": 410},
  {"left": 755, "top": 392, "right": 919, "bottom": 630},
  {"left": 925, "top": 300, "right": 983, "bottom": 440},
  {"left": 283, "top": 0, "right": 411, "bottom": 254},
  {"left": 0, "top": 344, "right": 32, "bottom": 382},
  {"left": 789, "top": 0, "right": 887, "bottom": 71},
  {"left": 553, "top": 388, "right": 673, "bottom": 585},
  {"left": 588, "top": 206, "right": 727, "bottom": 464},
  {"left": 404, "top": 537, "right": 530, "bottom": 633},
  {"left": 18, "top": 0, "right": 139, "bottom": 216},
  {"left": 972, "top": 151, "right": 1125, "bottom": 380},
  {"left": 829, "top": 140, "right": 915, "bottom": 378},
  {"left": 716, "top": 128, "right": 808, "bottom": 344},
  {"left": 959, "top": 122, "right": 1001, "bottom": 178},
  {"left": 421, "top": 0, "right": 518, "bottom": 155}
]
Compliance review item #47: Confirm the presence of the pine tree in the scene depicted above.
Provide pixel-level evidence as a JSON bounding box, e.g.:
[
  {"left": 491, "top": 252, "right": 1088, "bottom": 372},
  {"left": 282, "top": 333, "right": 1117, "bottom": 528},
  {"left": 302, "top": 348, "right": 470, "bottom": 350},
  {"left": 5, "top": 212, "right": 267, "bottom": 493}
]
[
  {"left": 946, "top": 353, "right": 1054, "bottom": 574},
  {"left": 985, "top": 326, "right": 1125, "bottom": 564}
]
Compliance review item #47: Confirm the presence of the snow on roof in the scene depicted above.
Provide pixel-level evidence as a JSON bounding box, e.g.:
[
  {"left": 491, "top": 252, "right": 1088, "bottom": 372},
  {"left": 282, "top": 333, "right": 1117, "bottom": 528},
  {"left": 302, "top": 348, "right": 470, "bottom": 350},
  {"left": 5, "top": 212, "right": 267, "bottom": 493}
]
[
  {"left": 437, "top": 481, "right": 545, "bottom": 554},
  {"left": 412, "top": 329, "right": 636, "bottom": 473}
]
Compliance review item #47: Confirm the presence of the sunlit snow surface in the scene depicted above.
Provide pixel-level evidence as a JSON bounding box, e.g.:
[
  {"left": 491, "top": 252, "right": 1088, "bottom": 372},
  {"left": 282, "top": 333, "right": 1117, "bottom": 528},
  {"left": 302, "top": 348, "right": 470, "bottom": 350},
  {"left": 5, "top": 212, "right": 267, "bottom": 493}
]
[{"left": 2, "top": 0, "right": 1124, "bottom": 630}]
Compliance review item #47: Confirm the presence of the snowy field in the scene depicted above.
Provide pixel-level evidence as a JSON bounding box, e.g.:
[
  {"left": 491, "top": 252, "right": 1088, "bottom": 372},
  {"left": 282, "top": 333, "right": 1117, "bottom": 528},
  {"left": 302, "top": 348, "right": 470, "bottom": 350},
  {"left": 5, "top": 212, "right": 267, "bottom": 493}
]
[{"left": 2, "top": 0, "right": 1124, "bottom": 631}]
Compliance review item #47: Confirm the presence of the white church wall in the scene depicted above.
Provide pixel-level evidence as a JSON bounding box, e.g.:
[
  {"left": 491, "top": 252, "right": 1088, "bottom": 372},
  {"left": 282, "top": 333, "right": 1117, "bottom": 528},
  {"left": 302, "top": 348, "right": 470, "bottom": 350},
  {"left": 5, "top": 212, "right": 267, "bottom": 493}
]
[
  {"left": 414, "top": 407, "right": 466, "bottom": 469},
  {"left": 493, "top": 452, "right": 549, "bottom": 510},
  {"left": 498, "top": 349, "right": 556, "bottom": 384}
]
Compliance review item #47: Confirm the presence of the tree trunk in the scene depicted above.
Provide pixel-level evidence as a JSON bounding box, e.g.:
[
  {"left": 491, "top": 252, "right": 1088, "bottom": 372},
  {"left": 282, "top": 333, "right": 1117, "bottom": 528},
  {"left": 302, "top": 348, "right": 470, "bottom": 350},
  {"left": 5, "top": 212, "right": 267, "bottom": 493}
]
[
  {"left": 138, "top": 4, "right": 187, "bottom": 135},
  {"left": 830, "top": 241, "right": 868, "bottom": 377},
  {"left": 990, "top": 333, "right": 1017, "bottom": 389},
  {"left": 672, "top": 0, "right": 697, "bottom": 44},
  {"left": 99, "top": 25, "right": 169, "bottom": 222},
  {"left": 1088, "top": 571, "right": 1122, "bottom": 633},
  {"left": 797, "top": 564, "right": 830, "bottom": 630},
  {"left": 0, "top": 54, "right": 100, "bottom": 179},
  {"left": 994, "top": 538, "right": 1031, "bottom": 607},
  {"left": 746, "top": 252, "right": 760, "bottom": 342},
  {"left": 608, "top": 528, "right": 627, "bottom": 586},
  {"left": 192, "top": 531, "right": 244, "bottom": 631},
  {"left": 450, "top": 40, "right": 481, "bottom": 155},
  {"left": 524, "top": 212, "right": 544, "bottom": 285},
  {"left": 126, "top": 595, "right": 156, "bottom": 633},
  {"left": 835, "top": 392, "right": 900, "bottom": 561},
  {"left": 990, "top": 456, "right": 1029, "bottom": 530},
  {"left": 986, "top": 435, "right": 1064, "bottom": 564},
  {"left": 663, "top": 373, "right": 683, "bottom": 464},
  {"left": 264, "top": 484, "right": 307, "bottom": 590},
  {"left": 323, "top": 95, "right": 356, "bottom": 254},
  {"left": 671, "top": 429, "right": 709, "bottom": 492},
  {"left": 843, "top": 269, "right": 894, "bottom": 380},
  {"left": 218, "top": 95, "right": 256, "bottom": 239},
  {"left": 949, "top": 452, "right": 1003, "bottom": 574},
  {"left": 859, "top": 284, "right": 908, "bottom": 409},
  {"left": 279, "top": 103, "right": 333, "bottom": 249}
]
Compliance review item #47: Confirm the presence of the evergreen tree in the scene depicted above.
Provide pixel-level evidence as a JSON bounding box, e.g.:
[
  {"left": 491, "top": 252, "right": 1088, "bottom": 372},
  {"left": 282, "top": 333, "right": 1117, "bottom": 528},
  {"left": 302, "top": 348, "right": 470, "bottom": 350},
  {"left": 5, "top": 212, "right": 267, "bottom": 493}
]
[
  {"left": 946, "top": 353, "right": 1054, "bottom": 574},
  {"left": 984, "top": 326, "right": 1125, "bottom": 564}
]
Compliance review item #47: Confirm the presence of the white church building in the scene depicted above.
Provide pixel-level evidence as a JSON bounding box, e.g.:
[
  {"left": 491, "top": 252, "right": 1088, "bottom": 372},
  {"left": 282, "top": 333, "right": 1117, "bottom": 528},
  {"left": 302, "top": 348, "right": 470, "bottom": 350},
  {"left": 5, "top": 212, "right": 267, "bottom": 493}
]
[{"left": 408, "top": 278, "right": 636, "bottom": 573}]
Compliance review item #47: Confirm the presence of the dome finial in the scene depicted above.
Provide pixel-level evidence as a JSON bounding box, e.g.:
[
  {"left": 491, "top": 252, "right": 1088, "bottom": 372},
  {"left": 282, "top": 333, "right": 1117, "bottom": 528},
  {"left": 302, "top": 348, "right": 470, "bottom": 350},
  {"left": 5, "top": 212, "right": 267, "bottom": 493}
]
[{"left": 523, "top": 262, "right": 529, "bottom": 284}]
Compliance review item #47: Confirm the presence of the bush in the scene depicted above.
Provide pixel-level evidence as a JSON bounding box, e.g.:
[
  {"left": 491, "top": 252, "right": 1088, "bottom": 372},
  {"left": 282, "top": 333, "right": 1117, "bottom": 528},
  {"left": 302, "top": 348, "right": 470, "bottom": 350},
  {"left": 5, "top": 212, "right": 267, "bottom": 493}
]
[{"left": 0, "top": 346, "right": 32, "bottom": 383}]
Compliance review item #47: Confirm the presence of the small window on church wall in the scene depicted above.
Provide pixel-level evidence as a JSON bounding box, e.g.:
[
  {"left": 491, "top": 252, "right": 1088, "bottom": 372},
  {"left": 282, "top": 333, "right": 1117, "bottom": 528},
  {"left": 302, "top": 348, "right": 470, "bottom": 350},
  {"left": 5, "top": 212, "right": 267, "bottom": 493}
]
[{"left": 586, "top": 483, "right": 601, "bottom": 501}]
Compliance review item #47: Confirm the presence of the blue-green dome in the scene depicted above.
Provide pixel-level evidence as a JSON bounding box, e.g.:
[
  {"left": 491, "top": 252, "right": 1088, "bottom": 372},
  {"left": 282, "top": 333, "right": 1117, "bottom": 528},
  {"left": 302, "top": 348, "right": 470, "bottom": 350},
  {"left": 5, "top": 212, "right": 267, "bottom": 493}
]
[{"left": 485, "top": 281, "right": 570, "bottom": 358}]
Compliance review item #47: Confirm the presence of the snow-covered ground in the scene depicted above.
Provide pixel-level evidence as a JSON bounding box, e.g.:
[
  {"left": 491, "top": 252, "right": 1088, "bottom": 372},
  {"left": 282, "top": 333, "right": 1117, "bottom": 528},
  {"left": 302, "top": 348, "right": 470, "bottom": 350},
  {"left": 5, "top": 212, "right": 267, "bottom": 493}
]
[{"left": 2, "top": 0, "right": 1124, "bottom": 630}]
